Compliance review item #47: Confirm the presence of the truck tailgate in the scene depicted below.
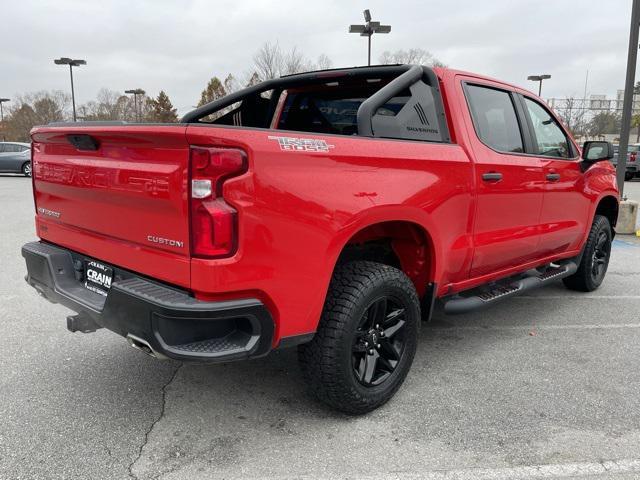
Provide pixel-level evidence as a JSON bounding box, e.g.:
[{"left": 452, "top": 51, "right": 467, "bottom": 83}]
[{"left": 31, "top": 126, "right": 192, "bottom": 288}]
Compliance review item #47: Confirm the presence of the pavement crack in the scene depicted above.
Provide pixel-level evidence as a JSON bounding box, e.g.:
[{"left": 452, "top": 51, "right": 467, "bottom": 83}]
[{"left": 128, "top": 363, "right": 183, "bottom": 480}]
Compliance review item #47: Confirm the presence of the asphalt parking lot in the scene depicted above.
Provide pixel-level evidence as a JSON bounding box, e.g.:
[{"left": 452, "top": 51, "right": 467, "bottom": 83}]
[{"left": 1, "top": 175, "right": 640, "bottom": 480}]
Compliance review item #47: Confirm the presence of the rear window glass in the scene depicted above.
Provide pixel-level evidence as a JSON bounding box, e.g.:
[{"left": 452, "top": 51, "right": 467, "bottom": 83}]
[
  {"left": 278, "top": 92, "right": 407, "bottom": 136},
  {"left": 465, "top": 84, "right": 524, "bottom": 153},
  {"left": 277, "top": 82, "right": 444, "bottom": 142}
]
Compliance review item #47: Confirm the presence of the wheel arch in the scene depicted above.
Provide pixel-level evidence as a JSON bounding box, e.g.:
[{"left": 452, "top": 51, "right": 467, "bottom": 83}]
[
  {"left": 328, "top": 210, "right": 439, "bottom": 299},
  {"left": 595, "top": 195, "right": 619, "bottom": 231}
]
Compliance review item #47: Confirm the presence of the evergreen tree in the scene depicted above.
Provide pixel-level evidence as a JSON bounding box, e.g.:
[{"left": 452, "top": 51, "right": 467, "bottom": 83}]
[
  {"left": 197, "top": 77, "right": 226, "bottom": 107},
  {"left": 146, "top": 91, "right": 178, "bottom": 123}
]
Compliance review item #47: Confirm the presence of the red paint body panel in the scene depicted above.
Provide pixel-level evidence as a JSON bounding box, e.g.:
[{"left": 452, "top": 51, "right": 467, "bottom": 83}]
[
  {"left": 30, "top": 127, "right": 192, "bottom": 287},
  {"left": 29, "top": 69, "right": 619, "bottom": 345},
  {"left": 186, "top": 125, "right": 474, "bottom": 338}
]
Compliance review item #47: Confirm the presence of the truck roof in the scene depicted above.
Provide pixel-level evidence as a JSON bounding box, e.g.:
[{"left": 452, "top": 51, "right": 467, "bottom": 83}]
[{"left": 439, "top": 67, "right": 537, "bottom": 97}]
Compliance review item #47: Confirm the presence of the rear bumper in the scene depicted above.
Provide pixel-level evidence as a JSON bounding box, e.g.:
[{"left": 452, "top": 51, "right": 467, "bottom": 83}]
[{"left": 22, "top": 241, "right": 274, "bottom": 362}]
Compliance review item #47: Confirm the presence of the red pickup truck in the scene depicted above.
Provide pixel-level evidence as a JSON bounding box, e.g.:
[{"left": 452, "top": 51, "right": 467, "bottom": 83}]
[{"left": 23, "top": 65, "right": 618, "bottom": 414}]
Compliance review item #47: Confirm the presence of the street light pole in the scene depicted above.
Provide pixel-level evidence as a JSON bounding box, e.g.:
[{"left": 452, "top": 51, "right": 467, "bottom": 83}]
[
  {"left": 125, "top": 89, "right": 146, "bottom": 122},
  {"left": 349, "top": 9, "right": 391, "bottom": 66},
  {"left": 0, "top": 98, "right": 9, "bottom": 141},
  {"left": 527, "top": 74, "right": 551, "bottom": 97},
  {"left": 69, "top": 64, "right": 76, "bottom": 121},
  {"left": 616, "top": 0, "right": 640, "bottom": 197},
  {"left": 0, "top": 98, "right": 8, "bottom": 123},
  {"left": 54, "top": 58, "right": 86, "bottom": 122}
]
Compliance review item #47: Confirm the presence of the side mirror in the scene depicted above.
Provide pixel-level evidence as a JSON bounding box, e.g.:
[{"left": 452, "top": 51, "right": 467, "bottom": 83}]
[{"left": 582, "top": 141, "right": 614, "bottom": 162}]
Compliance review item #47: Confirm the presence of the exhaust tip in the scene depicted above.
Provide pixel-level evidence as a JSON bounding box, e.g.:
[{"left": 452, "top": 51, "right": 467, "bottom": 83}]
[{"left": 126, "top": 334, "right": 158, "bottom": 358}]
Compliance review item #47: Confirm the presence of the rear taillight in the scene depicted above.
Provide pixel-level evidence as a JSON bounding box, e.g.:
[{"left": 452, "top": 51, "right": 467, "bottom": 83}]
[
  {"left": 189, "top": 146, "right": 247, "bottom": 258},
  {"left": 31, "top": 143, "right": 37, "bottom": 213},
  {"left": 630, "top": 152, "right": 637, "bottom": 163}
]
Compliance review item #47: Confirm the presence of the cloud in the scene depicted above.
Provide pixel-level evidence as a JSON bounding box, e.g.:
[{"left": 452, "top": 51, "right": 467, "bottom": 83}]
[{"left": 0, "top": 0, "right": 633, "bottom": 115}]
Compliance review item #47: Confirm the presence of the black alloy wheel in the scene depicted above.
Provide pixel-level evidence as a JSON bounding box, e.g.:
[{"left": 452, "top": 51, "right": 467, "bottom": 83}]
[
  {"left": 563, "top": 215, "right": 612, "bottom": 292},
  {"left": 298, "top": 261, "right": 420, "bottom": 414},
  {"left": 590, "top": 229, "right": 611, "bottom": 284},
  {"left": 352, "top": 297, "right": 407, "bottom": 387}
]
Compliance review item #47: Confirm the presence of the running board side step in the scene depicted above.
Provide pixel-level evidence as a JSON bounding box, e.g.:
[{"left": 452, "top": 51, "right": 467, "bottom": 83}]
[{"left": 442, "top": 261, "right": 578, "bottom": 315}]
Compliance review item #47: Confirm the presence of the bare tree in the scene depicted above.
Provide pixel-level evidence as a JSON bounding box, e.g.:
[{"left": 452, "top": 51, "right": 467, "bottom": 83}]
[
  {"left": 281, "top": 46, "right": 313, "bottom": 75},
  {"left": 245, "top": 72, "right": 261, "bottom": 87},
  {"left": 223, "top": 74, "right": 240, "bottom": 95},
  {"left": 4, "top": 91, "right": 70, "bottom": 141},
  {"left": 78, "top": 88, "right": 134, "bottom": 121},
  {"left": 379, "top": 48, "right": 446, "bottom": 67},
  {"left": 252, "top": 42, "right": 333, "bottom": 80},
  {"left": 253, "top": 41, "right": 282, "bottom": 81},
  {"left": 554, "top": 97, "right": 588, "bottom": 137},
  {"left": 315, "top": 54, "right": 333, "bottom": 71}
]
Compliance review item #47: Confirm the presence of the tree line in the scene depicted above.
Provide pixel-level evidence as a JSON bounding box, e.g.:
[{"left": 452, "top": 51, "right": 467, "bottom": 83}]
[
  {"left": 2, "top": 89, "right": 179, "bottom": 141},
  {"left": 1, "top": 44, "right": 444, "bottom": 142},
  {"left": 554, "top": 106, "right": 640, "bottom": 141}
]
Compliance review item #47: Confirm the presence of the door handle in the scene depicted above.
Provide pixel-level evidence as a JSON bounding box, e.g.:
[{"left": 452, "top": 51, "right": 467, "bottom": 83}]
[
  {"left": 482, "top": 172, "right": 503, "bottom": 182},
  {"left": 546, "top": 173, "right": 561, "bottom": 182}
]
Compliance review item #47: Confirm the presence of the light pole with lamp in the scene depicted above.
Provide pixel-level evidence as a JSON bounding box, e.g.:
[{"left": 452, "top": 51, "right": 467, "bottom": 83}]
[
  {"left": 125, "top": 89, "right": 146, "bottom": 122},
  {"left": 54, "top": 57, "right": 86, "bottom": 122},
  {"left": 527, "top": 74, "right": 551, "bottom": 97},
  {"left": 349, "top": 9, "right": 391, "bottom": 66},
  {"left": 0, "top": 98, "right": 9, "bottom": 141}
]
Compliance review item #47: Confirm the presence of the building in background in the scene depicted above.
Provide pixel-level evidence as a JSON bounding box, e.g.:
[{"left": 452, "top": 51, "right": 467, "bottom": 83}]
[
  {"left": 547, "top": 89, "right": 640, "bottom": 143},
  {"left": 615, "top": 89, "right": 640, "bottom": 114}
]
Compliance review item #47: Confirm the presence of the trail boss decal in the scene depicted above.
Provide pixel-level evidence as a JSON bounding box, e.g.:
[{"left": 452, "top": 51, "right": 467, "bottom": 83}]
[{"left": 268, "top": 136, "right": 335, "bottom": 153}]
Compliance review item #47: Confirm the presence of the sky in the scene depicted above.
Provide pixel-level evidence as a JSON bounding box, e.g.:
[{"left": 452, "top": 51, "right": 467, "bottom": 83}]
[{"left": 0, "top": 0, "right": 635, "bottom": 116}]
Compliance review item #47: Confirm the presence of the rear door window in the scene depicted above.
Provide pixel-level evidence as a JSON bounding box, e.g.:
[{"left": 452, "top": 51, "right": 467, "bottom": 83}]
[
  {"left": 464, "top": 84, "right": 524, "bottom": 153},
  {"left": 2, "top": 144, "right": 21, "bottom": 153}
]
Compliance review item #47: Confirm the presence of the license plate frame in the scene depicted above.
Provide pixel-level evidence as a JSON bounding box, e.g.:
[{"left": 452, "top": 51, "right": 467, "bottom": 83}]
[{"left": 83, "top": 260, "right": 113, "bottom": 297}]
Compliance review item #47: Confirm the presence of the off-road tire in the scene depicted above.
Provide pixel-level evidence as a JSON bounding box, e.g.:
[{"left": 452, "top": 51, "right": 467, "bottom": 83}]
[
  {"left": 298, "top": 261, "right": 420, "bottom": 414},
  {"left": 562, "top": 214, "right": 612, "bottom": 292}
]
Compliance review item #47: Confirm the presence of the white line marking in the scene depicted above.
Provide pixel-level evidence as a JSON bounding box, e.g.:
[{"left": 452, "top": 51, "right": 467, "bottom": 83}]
[
  {"left": 252, "top": 458, "right": 640, "bottom": 480},
  {"left": 517, "top": 295, "right": 640, "bottom": 299},
  {"left": 428, "top": 323, "right": 640, "bottom": 331}
]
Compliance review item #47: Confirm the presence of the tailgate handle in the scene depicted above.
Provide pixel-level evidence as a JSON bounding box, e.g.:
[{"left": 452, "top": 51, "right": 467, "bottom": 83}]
[{"left": 67, "top": 134, "right": 100, "bottom": 151}]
